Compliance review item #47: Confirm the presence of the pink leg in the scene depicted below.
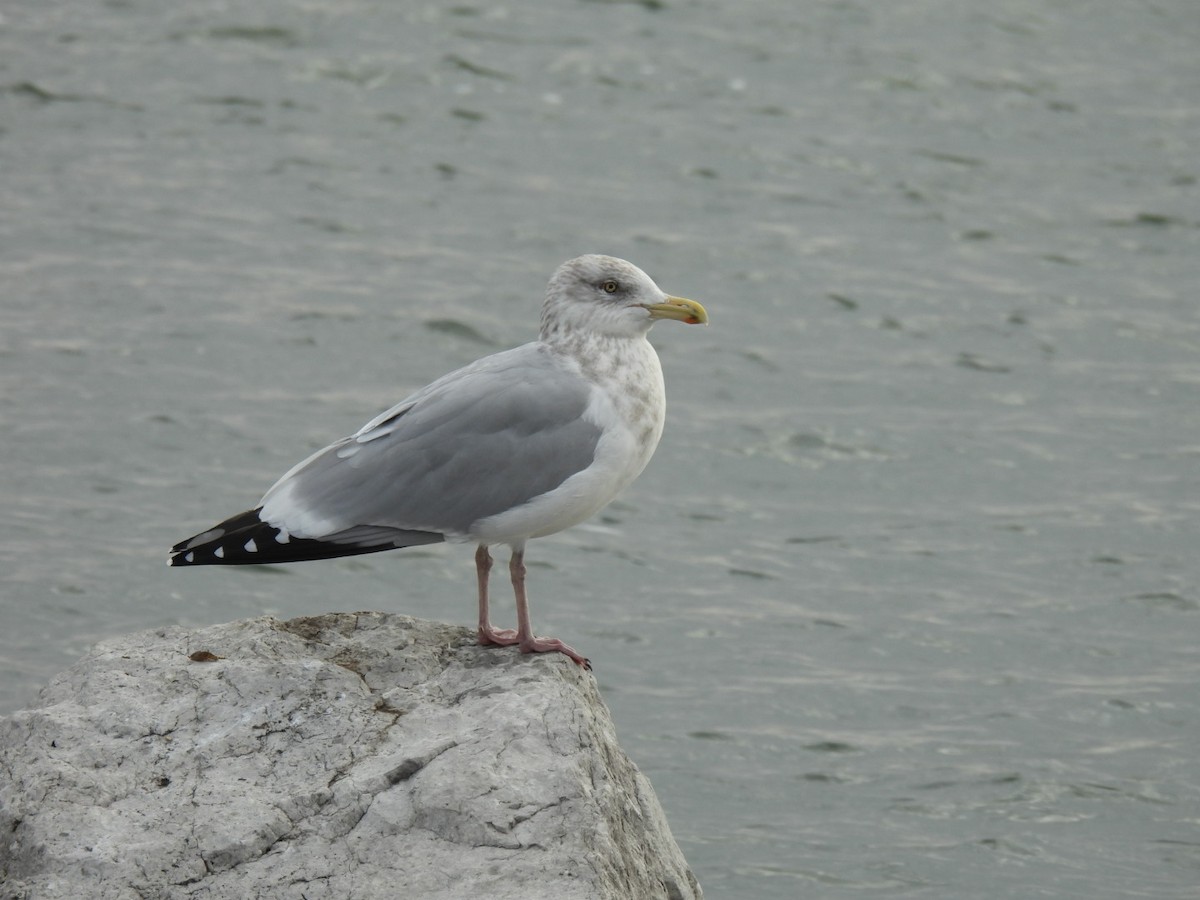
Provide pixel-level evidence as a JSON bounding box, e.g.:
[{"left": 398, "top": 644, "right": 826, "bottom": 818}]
[
  {"left": 476, "top": 544, "right": 518, "bottom": 647},
  {"left": 510, "top": 547, "right": 590, "bottom": 669}
]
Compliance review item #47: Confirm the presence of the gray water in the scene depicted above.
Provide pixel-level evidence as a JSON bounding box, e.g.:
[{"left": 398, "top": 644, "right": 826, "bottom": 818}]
[{"left": 3, "top": 1, "right": 1199, "bottom": 896}]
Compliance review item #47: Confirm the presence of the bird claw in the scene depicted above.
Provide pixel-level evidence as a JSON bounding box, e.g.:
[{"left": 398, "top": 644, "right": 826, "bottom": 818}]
[
  {"left": 519, "top": 636, "right": 590, "bottom": 670},
  {"left": 479, "top": 628, "right": 590, "bottom": 668},
  {"left": 478, "top": 626, "right": 519, "bottom": 646}
]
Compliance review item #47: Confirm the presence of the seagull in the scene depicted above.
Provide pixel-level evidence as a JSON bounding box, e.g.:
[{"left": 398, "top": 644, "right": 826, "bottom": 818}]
[{"left": 168, "top": 254, "right": 709, "bottom": 668}]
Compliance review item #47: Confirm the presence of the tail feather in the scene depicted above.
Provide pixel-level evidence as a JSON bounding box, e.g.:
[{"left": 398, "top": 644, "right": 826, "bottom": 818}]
[{"left": 168, "top": 508, "right": 444, "bottom": 566}]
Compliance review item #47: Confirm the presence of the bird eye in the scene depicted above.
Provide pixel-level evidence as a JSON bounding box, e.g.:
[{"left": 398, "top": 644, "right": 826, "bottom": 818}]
[{"left": 601, "top": 280, "right": 619, "bottom": 294}]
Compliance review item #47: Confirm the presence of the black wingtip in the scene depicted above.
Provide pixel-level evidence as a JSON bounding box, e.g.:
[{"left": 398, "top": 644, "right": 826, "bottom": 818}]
[
  {"left": 168, "top": 508, "right": 270, "bottom": 566},
  {"left": 168, "top": 508, "right": 445, "bottom": 566}
]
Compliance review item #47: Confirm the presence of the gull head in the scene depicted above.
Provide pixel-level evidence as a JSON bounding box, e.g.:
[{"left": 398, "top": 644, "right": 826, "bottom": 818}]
[{"left": 539, "top": 254, "right": 708, "bottom": 342}]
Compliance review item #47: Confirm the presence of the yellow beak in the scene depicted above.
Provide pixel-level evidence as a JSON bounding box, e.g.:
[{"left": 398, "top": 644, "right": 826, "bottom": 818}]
[{"left": 644, "top": 295, "right": 709, "bottom": 325}]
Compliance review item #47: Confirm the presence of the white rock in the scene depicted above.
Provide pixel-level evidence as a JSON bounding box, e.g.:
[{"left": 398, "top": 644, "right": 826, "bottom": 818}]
[{"left": 0, "top": 613, "right": 702, "bottom": 899}]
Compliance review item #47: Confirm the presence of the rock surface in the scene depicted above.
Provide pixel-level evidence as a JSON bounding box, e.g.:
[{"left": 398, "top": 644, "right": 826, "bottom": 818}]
[{"left": 0, "top": 613, "right": 701, "bottom": 899}]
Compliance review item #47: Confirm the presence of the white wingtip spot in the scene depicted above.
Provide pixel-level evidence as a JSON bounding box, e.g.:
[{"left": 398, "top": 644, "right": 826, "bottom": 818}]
[
  {"left": 244, "top": 538, "right": 258, "bottom": 553},
  {"left": 184, "top": 551, "right": 194, "bottom": 563},
  {"left": 213, "top": 546, "right": 225, "bottom": 560}
]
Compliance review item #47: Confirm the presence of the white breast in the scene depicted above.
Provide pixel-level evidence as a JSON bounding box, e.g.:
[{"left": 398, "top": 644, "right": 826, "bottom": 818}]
[{"left": 470, "top": 336, "right": 666, "bottom": 546}]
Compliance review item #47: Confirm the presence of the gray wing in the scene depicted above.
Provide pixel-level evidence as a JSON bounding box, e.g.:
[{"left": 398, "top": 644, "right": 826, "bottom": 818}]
[{"left": 258, "top": 343, "right": 603, "bottom": 539}]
